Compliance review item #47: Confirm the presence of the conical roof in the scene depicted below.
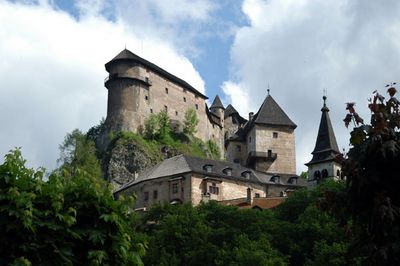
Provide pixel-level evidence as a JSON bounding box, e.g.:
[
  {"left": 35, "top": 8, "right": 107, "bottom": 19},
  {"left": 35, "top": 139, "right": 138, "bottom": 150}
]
[
  {"left": 210, "top": 95, "right": 225, "bottom": 109},
  {"left": 252, "top": 95, "right": 296, "bottom": 128},
  {"left": 105, "top": 49, "right": 207, "bottom": 99},
  {"left": 306, "top": 96, "right": 340, "bottom": 165}
]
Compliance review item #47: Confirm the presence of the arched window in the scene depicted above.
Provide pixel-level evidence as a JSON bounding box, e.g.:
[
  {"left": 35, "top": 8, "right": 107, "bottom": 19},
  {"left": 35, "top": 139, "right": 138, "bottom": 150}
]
[
  {"left": 314, "top": 170, "right": 321, "bottom": 180},
  {"left": 322, "top": 169, "right": 328, "bottom": 178}
]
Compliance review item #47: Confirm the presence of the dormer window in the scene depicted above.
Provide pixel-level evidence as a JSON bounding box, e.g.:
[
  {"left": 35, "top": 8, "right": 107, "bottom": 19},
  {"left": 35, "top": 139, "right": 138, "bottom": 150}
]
[
  {"left": 288, "top": 176, "right": 298, "bottom": 184},
  {"left": 241, "top": 171, "right": 251, "bottom": 179},
  {"left": 223, "top": 167, "right": 232, "bottom": 176},
  {"left": 270, "top": 175, "right": 280, "bottom": 183},
  {"left": 203, "top": 164, "right": 213, "bottom": 173}
]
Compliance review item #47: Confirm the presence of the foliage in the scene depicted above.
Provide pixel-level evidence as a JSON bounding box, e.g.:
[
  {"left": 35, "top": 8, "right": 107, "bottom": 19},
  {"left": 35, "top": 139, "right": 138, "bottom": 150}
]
[
  {"left": 0, "top": 149, "right": 145, "bottom": 265},
  {"left": 342, "top": 85, "right": 400, "bottom": 264},
  {"left": 141, "top": 202, "right": 286, "bottom": 266},
  {"left": 183, "top": 108, "right": 199, "bottom": 135},
  {"left": 86, "top": 117, "right": 105, "bottom": 143},
  {"left": 58, "top": 129, "right": 102, "bottom": 178},
  {"left": 206, "top": 140, "right": 221, "bottom": 160},
  {"left": 144, "top": 111, "right": 171, "bottom": 141}
]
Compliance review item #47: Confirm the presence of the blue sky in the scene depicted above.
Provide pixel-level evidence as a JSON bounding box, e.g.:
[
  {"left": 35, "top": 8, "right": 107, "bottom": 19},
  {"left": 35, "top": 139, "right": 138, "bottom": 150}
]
[{"left": 2, "top": 0, "right": 400, "bottom": 174}]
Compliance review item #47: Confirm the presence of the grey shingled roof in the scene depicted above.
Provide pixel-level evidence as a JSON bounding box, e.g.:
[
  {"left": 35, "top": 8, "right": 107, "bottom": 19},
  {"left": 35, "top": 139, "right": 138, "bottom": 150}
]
[
  {"left": 224, "top": 104, "right": 247, "bottom": 124},
  {"left": 115, "top": 154, "right": 304, "bottom": 193},
  {"left": 252, "top": 95, "right": 297, "bottom": 128},
  {"left": 105, "top": 49, "right": 207, "bottom": 99},
  {"left": 306, "top": 97, "right": 341, "bottom": 165},
  {"left": 210, "top": 95, "right": 225, "bottom": 109}
]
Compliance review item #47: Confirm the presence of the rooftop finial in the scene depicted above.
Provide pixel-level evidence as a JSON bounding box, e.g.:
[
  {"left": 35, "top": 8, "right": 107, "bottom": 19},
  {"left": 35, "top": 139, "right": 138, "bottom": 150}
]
[
  {"left": 321, "top": 89, "right": 329, "bottom": 111},
  {"left": 267, "top": 83, "right": 270, "bottom": 95}
]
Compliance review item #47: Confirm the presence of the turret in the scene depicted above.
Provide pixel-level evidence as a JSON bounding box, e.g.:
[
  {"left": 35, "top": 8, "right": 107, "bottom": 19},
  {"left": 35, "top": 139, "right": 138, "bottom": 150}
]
[
  {"left": 104, "top": 49, "right": 152, "bottom": 133},
  {"left": 210, "top": 95, "right": 225, "bottom": 126},
  {"left": 305, "top": 96, "right": 342, "bottom": 186}
]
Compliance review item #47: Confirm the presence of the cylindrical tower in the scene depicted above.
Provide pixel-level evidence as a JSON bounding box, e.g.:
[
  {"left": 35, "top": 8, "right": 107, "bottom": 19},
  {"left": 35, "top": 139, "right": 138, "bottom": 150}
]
[{"left": 104, "top": 49, "right": 152, "bottom": 133}]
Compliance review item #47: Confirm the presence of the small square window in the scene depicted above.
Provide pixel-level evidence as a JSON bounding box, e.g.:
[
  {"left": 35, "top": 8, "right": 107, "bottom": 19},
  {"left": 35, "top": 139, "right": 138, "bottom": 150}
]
[
  {"left": 273, "top": 132, "right": 278, "bottom": 138},
  {"left": 153, "top": 190, "right": 158, "bottom": 199},
  {"left": 195, "top": 104, "right": 198, "bottom": 110},
  {"left": 165, "top": 88, "right": 169, "bottom": 94},
  {"left": 255, "top": 193, "right": 260, "bottom": 198},
  {"left": 144, "top": 192, "right": 149, "bottom": 201},
  {"left": 172, "top": 183, "right": 178, "bottom": 194}
]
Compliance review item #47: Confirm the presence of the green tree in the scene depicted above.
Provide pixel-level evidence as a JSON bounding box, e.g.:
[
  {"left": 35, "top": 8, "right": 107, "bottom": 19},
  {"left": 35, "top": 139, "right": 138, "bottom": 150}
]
[
  {"left": 58, "top": 129, "right": 102, "bottom": 178},
  {"left": 0, "top": 149, "right": 145, "bottom": 265},
  {"left": 144, "top": 113, "right": 160, "bottom": 140},
  {"left": 183, "top": 108, "right": 199, "bottom": 135},
  {"left": 206, "top": 140, "right": 221, "bottom": 159}
]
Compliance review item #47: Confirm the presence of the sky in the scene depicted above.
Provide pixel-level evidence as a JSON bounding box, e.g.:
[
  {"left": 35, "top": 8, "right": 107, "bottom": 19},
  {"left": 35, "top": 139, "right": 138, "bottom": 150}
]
[{"left": 1, "top": 0, "right": 400, "bottom": 174}]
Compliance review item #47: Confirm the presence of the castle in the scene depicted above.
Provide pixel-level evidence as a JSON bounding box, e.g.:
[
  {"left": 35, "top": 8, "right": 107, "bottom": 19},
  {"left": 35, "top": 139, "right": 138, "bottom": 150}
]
[{"left": 103, "top": 49, "right": 304, "bottom": 209}]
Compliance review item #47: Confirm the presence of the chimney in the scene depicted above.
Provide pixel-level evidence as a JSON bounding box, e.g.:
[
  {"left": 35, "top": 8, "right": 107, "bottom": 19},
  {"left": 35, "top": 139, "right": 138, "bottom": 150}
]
[
  {"left": 246, "top": 187, "right": 253, "bottom": 205},
  {"left": 249, "top": 112, "right": 254, "bottom": 120}
]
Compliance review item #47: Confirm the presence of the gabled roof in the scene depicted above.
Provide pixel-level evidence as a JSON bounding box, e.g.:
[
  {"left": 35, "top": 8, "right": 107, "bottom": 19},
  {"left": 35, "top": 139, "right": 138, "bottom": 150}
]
[
  {"left": 115, "top": 154, "right": 304, "bottom": 193},
  {"left": 105, "top": 49, "right": 207, "bottom": 99},
  {"left": 224, "top": 104, "right": 247, "bottom": 124},
  {"left": 210, "top": 95, "right": 225, "bottom": 109},
  {"left": 252, "top": 95, "right": 297, "bottom": 128},
  {"left": 306, "top": 96, "right": 341, "bottom": 166}
]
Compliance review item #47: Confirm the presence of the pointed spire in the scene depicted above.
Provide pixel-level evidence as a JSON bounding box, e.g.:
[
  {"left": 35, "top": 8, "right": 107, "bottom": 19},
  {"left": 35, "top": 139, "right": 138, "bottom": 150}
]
[
  {"left": 210, "top": 95, "right": 225, "bottom": 109},
  {"left": 306, "top": 96, "right": 340, "bottom": 165}
]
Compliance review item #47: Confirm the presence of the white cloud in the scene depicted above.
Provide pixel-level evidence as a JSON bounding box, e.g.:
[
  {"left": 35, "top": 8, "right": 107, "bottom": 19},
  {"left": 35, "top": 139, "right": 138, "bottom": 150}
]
[
  {"left": 0, "top": 1, "right": 207, "bottom": 170},
  {"left": 223, "top": 0, "right": 400, "bottom": 173}
]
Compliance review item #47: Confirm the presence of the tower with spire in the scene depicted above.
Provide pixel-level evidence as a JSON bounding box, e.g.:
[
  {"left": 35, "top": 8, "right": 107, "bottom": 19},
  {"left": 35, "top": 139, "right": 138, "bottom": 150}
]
[{"left": 305, "top": 96, "right": 342, "bottom": 186}]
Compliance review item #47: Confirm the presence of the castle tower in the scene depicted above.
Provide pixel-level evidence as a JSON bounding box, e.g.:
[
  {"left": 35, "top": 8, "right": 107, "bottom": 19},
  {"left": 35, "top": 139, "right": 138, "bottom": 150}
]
[
  {"left": 104, "top": 49, "right": 152, "bottom": 133},
  {"left": 245, "top": 94, "right": 297, "bottom": 174},
  {"left": 305, "top": 96, "right": 342, "bottom": 186},
  {"left": 210, "top": 95, "right": 225, "bottom": 127}
]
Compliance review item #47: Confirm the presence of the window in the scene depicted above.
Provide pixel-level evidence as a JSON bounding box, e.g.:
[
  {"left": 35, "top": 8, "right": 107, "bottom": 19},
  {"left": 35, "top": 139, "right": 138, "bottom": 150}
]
[
  {"left": 255, "top": 193, "right": 260, "bottom": 198},
  {"left": 183, "top": 97, "right": 186, "bottom": 102},
  {"left": 249, "top": 137, "right": 251, "bottom": 143},
  {"left": 175, "top": 111, "right": 178, "bottom": 116},
  {"left": 267, "top": 150, "right": 272, "bottom": 157},
  {"left": 164, "top": 105, "right": 168, "bottom": 112},
  {"left": 209, "top": 183, "right": 219, "bottom": 195},
  {"left": 233, "top": 158, "right": 240, "bottom": 164},
  {"left": 150, "top": 108, "right": 153, "bottom": 113},
  {"left": 144, "top": 192, "right": 149, "bottom": 201},
  {"left": 322, "top": 169, "right": 328, "bottom": 178},
  {"left": 145, "top": 95, "right": 148, "bottom": 100},
  {"left": 242, "top": 171, "right": 251, "bottom": 179},
  {"left": 153, "top": 190, "right": 158, "bottom": 199},
  {"left": 314, "top": 170, "right": 321, "bottom": 180},
  {"left": 336, "top": 169, "right": 341, "bottom": 177},
  {"left": 165, "top": 88, "right": 169, "bottom": 94},
  {"left": 172, "top": 183, "right": 178, "bottom": 194},
  {"left": 203, "top": 164, "right": 213, "bottom": 173},
  {"left": 223, "top": 167, "right": 232, "bottom": 176},
  {"left": 273, "top": 132, "right": 278, "bottom": 138},
  {"left": 195, "top": 104, "right": 198, "bottom": 110},
  {"left": 236, "top": 145, "right": 241, "bottom": 152},
  {"left": 183, "top": 88, "right": 187, "bottom": 93}
]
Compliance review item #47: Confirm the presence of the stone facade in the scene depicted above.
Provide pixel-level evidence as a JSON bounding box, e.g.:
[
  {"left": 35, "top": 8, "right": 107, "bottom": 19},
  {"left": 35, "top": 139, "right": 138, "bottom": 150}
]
[
  {"left": 104, "top": 49, "right": 298, "bottom": 181},
  {"left": 115, "top": 155, "right": 305, "bottom": 210}
]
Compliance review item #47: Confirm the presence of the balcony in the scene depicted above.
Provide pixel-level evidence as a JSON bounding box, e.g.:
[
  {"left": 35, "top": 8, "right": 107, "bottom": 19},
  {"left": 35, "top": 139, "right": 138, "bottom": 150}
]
[{"left": 246, "top": 150, "right": 277, "bottom": 166}]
